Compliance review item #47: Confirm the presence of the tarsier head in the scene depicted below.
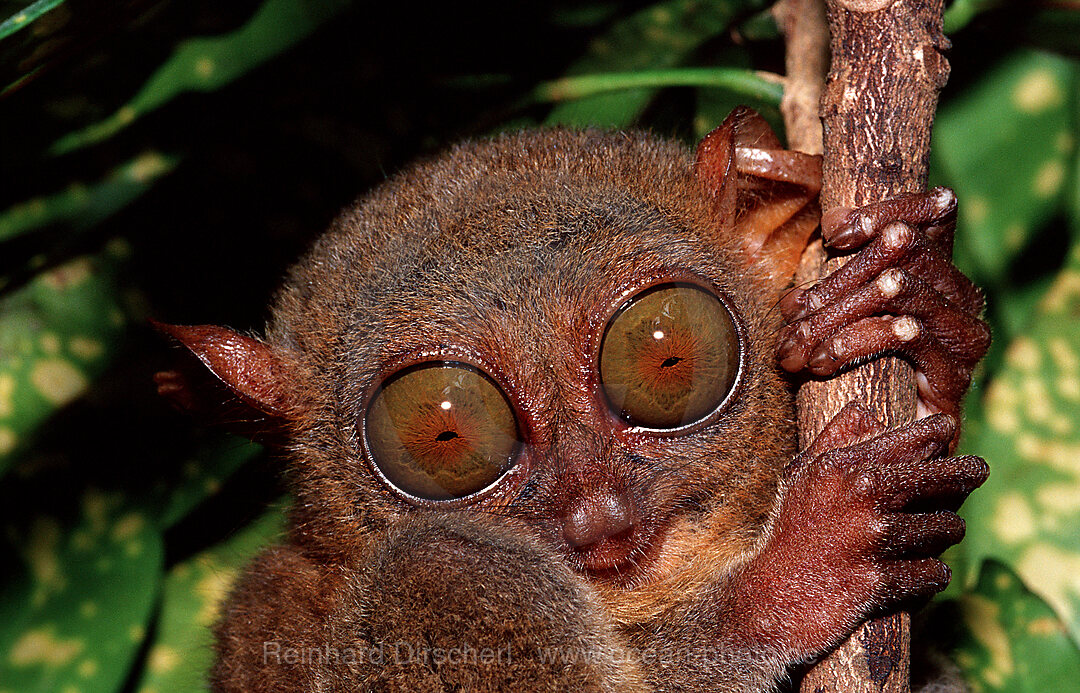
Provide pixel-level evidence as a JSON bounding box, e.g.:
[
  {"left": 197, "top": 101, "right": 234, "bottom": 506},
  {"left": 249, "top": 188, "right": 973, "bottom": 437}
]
[{"left": 158, "top": 108, "right": 819, "bottom": 612}]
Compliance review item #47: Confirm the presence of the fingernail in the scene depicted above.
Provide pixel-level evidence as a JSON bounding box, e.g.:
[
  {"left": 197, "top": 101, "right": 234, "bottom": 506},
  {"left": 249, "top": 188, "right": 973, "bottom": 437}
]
[
  {"left": 932, "top": 187, "right": 956, "bottom": 214},
  {"left": 779, "top": 289, "right": 805, "bottom": 319},
  {"left": 807, "top": 349, "right": 835, "bottom": 374},
  {"left": 891, "top": 316, "right": 920, "bottom": 342},
  {"left": 780, "top": 354, "right": 806, "bottom": 372},
  {"left": 778, "top": 328, "right": 805, "bottom": 362},
  {"left": 825, "top": 223, "right": 860, "bottom": 250},
  {"left": 876, "top": 269, "right": 903, "bottom": 299},
  {"left": 821, "top": 206, "right": 853, "bottom": 237},
  {"left": 881, "top": 222, "right": 913, "bottom": 250}
]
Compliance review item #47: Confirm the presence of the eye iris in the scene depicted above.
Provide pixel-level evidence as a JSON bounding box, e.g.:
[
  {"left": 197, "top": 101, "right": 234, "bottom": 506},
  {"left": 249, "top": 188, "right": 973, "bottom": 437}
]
[
  {"left": 365, "top": 363, "right": 520, "bottom": 500},
  {"left": 600, "top": 284, "right": 740, "bottom": 429}
]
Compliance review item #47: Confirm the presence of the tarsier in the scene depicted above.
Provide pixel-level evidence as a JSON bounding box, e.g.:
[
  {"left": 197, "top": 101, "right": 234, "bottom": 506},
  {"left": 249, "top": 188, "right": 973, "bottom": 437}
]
[{"left": 157, "top": 107, "right": 990, "bottom": 691}]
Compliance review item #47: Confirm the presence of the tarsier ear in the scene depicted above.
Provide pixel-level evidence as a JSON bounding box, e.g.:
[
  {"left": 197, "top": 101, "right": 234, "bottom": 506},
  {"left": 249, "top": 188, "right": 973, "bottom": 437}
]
[
  {"left": 696, "top": 106, "right": 823, "bottom": 287},
  {"left": 152, "top": 321, "right": 299, "bottom": 441},
  {"left": 694, "top": 109, "right": 741, "bottom": 232}
]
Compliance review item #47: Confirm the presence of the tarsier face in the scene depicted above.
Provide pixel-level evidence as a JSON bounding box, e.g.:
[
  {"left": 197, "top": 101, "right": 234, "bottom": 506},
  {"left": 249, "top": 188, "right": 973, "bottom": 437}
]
[
  {"left": 255, "top": 128, "right": 800, "bottom": 600},
  {"left": 363, "top": 278, "right": 744, "bottom": 574}
]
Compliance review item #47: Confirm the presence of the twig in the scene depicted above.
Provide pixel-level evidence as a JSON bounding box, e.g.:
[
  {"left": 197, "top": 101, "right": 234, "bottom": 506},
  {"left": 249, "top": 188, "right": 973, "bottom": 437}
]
[
  {"left": 780, "top": 0, "right": 952, "bottom": 690},
  {"left": 773, "top": 0, "right": 828, "bottom": 154}
]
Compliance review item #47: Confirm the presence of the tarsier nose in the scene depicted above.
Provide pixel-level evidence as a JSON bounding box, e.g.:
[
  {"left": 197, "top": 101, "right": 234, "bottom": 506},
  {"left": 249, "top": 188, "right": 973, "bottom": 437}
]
[{"left": 562, "top": 492, "right": 635, "bottom": 549}]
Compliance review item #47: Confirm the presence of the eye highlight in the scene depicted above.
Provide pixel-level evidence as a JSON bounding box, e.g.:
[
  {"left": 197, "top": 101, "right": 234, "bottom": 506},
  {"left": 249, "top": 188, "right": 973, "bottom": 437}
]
[
  {"left": 600, "top": 283, "right": 740, "bottom": 429},
  {"left": 365, "top": 362, "right": 521, "bottom": 501}
]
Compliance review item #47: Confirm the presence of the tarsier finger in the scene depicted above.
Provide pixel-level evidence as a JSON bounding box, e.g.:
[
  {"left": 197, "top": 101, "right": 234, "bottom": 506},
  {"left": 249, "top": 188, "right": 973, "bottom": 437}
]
[
  {"left": 874, "top": 454, "right": 990, "bottom": 511},
  {"left": 903, "top": 243, "right": 985, "bottom": 315},
  {"left": 780, "top": 221, "right": 917, "bottom": 322},
  {"left": 780, "top": 188, "right": 990, "bottom": 421},
  {"left": 880, "top": 511, "right": 967, "bottom": 558},
  {"left": 878, "top": 558, "right": 952, "bottom": 602},
  {"left": 821, "top": 187, "right": 957, "bottom": 252},
  {"left": 793, "top": 400, "right": 886, "bottom": 465}
]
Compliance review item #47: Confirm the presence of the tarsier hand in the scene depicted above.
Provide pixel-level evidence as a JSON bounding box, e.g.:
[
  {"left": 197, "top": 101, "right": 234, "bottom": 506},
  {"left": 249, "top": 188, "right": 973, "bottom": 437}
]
[
  {"left": 777, "top": 188, "right": 991, "bottom": 422},
  {"left": 738, "top": 402, "right": 989, "bottom": 659}
]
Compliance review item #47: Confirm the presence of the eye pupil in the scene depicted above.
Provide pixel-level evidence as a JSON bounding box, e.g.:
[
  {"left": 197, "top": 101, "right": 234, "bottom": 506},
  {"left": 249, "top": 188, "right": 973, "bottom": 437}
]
[
  {"left": 600, "top": 283, "right": 740, "bottom": 429},
  {"left": 365, "top": 363, "right": 520, "bottom": 500}
]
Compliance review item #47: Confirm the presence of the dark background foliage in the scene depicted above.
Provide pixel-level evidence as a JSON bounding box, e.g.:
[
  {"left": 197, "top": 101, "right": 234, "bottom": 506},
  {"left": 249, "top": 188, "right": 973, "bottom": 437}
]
[{"left": 1, "top": 1, "right": 1078, "bottom": 690}]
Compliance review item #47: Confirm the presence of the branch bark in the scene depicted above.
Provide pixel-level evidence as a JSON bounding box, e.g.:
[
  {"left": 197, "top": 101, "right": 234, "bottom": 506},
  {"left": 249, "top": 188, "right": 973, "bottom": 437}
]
[{"left": 779, "top": 0, "right": 952, "bottom": 691}]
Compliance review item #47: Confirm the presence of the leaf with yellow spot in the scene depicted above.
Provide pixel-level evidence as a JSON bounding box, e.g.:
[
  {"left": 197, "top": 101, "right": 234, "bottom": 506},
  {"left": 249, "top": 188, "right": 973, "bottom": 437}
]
[
  {"left": 49, "top": 0, "right": 354, "bottom": 155},
  {"left": 935, "top": 560, "right": 1080, "bottom": 692},
  {"left": 931, "top": 49, "right": 1078, "bottom": 283},
  {"left": 0, "top": 244, "right": 127, "bottom": 476},
  {"left": 0, "top": 1, "right": 65, "bottom": 42},
  {"left": 136, "top": 505, "right": 285, "bottom": 692},
  {"left": 151, "top": 436, "right": 263, "bottom": 530},
  {"left": 960, "top": 239, "right": 1080, "bottom": 647},
  {"left": 0, "top": 152, "right": 176, "bottom": 243},
  {"left": 0, "top": 0, "right": 71, "bottom": 93},
  {"left": 0, "top": 490, "right": 162, "bottom": 692}
]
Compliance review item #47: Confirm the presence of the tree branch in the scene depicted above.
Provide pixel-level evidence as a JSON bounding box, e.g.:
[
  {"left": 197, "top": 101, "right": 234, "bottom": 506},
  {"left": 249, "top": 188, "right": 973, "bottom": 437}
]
[{"left": 780, "top": 0, "right": 952, "bottom": 690}]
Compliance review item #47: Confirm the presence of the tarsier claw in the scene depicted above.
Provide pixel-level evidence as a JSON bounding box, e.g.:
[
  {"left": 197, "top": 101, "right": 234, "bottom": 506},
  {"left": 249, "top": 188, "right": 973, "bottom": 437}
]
[{"left": 778, "top": 187, "right": 990, "bottom": 421}]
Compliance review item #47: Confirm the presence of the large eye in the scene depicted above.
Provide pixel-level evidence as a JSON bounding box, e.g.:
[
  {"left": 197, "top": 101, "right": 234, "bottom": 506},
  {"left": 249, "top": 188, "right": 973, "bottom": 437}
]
[
  {"left": 600, "top": 283, "right": 740, "bottom": 429},
  {"left": 365, "top": 362, "right": 521, "bottom": 501}
]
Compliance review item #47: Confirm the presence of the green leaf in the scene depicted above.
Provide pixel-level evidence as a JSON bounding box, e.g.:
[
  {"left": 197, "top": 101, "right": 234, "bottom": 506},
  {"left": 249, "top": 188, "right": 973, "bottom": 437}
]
[
  {"left": 0, "top": 489, "right": 164, "bottom": 692},
  {"left": 49, "top": 0, "right": 353, "bottom": 155},
  {"left": 1020, "top": 5, "right": 1080, "bottom": 57},
  {"left": 544, "top": 0, "right": 767, "bottom": 128},
  {"left": 960, "top": 236, "right": 1080, "bottom": 648},
  {"left": 530, "top": 67, "right": 781, "bottom": 108},
  {"left": 136, "top": 505, "right": 286, "bottom": 692},
  {"left": 0, "top": 0, "right": 63, "bottom": 41},
  {"left": 943, "top": 0, "right": 1006, "bottom": 35},
  {"left": 1071, "top": 105, "right": 1080, "bottom": 234},
  {"left": 0, "top": 151, "right": 177, "bottom": 243},
  {"left": 0, "top": 242, "right": 130, "bottom": 475},
  {"left": 735, "top": 8, "right": 779, "bottom": 42},
  {"left": 949, "top": 560, "right": 1080, "bottom": 692},
  {"left": 549, "top": 2, "right": 621, "bottom": 28},
  {"left": 693, "top": 49, "right": 782, "bottom": 141},
  {"left": 152, "top": 437, "right": 263, "bottom": 530},
  {"left": 931, "top": 49, "right": 1079, "bottom": 284}
]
